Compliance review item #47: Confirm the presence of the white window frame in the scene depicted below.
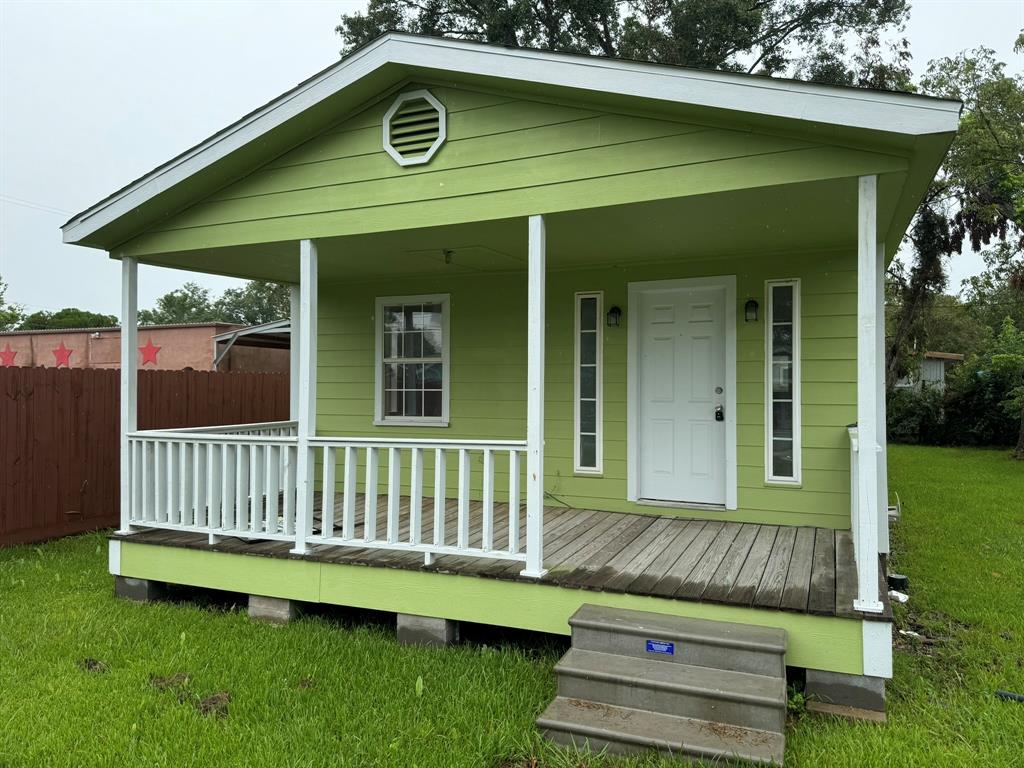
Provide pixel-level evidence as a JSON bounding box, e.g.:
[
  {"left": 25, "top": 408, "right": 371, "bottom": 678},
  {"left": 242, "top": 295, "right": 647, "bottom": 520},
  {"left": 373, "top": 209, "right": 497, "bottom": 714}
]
[
  {"left": 764, "top": 279, "right": 801, "bottom": 484},
  {"left": 574, "top": 291, "right": 604, "bottom": 475},
  {"left": 374, "top": 293, "right": 451, "bottom": 427}
]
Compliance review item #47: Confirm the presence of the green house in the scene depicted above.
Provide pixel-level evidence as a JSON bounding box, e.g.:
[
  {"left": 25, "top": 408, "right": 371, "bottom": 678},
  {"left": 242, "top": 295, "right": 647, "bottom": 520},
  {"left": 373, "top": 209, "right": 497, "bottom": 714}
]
[{"left": 63, "top": 33, "right": 959, "bottom": 737}]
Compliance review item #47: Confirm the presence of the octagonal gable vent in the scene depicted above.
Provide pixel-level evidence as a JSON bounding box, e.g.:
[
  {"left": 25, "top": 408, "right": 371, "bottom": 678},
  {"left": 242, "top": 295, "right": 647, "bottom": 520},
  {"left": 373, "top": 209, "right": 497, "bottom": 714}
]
[{"left": 383, "top": 90, "right": 446, "bottom": 167}]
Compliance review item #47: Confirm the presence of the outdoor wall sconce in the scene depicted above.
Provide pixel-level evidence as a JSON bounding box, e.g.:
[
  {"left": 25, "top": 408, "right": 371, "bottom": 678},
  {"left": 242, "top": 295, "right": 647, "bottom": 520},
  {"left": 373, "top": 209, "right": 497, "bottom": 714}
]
[
  {"left": 606, "top": 306, "right": 623, "bottom": 327},
  {"left": 744, "top": 298, "right": 760, "bottom": 323}
]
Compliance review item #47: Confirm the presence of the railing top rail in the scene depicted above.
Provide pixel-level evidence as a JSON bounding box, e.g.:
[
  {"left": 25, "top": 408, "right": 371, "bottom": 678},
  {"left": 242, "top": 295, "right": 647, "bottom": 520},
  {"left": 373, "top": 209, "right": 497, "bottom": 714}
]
[
  {"left": 147, "top": 420, "right": 298, "bottom": 434},
  {"left": 307, "top": 435, "right": 528, "bottom": 450},
  {"left": 128, "top": 430, "right": 296, "bottom": 444}
]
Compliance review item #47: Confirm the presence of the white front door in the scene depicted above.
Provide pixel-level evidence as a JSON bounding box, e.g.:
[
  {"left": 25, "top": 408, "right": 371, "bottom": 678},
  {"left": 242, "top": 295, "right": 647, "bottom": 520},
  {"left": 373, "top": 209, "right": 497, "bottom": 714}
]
[{"left": 635, "top": 282, "right": 728, "bottom": 505}]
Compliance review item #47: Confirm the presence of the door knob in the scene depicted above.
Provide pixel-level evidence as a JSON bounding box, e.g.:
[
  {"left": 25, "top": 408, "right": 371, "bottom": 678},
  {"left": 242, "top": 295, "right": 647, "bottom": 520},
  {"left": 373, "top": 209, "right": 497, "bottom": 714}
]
[{"left": 714, "top": 405, "right": 724, "bottom": 422}]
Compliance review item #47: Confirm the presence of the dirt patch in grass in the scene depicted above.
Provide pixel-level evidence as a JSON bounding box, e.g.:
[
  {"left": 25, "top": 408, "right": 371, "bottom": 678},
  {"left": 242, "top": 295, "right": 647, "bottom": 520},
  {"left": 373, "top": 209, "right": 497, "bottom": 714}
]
[
  {"left": 297, "top": 677, "right": 315, "bottom": 689},
  {"left": 76, "top": 658, "right": 108, "bottom": 674},
  {"left": 196, "top": 691, "right": 231, "bottom": 718},
  {"left": 150, "top": 672, "right": 190, "bottom": 691}
]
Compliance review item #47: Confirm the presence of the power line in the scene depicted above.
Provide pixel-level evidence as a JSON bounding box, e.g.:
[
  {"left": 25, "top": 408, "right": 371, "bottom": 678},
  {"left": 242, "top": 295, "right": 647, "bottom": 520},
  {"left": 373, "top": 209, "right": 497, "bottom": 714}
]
[{"left": 0, "top": 194, "right": 74, "bottom": 217}]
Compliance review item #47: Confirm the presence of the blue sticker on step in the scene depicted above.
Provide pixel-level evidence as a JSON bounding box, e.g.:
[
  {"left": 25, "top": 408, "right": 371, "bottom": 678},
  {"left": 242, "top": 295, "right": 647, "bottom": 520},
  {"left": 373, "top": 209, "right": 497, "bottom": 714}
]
[{"left": 646, "top": 640, "right": 674, "bottom": 656}]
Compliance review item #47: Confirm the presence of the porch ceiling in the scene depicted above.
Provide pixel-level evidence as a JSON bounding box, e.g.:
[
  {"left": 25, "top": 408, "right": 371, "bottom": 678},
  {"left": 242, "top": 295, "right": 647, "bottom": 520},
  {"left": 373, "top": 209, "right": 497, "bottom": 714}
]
[{"left": 132, "top": 173, "right": 904, "bottom": 284}]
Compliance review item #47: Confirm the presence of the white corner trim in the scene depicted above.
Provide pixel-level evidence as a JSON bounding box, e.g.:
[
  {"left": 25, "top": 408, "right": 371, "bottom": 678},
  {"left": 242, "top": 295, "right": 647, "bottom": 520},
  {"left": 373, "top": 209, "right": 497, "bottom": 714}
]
[
  {"left": 108, "top": 540, "right": 122, "bottom": 576},
  {"left": 62, "top": 33, "right": 961, "bottom": 247},
  {"left": 862, "top": 620, "right": 893, "bottom": 679},
  {"left": 626, "top": 275, "right": 737, "bottom": 510},
  {"left": 382, "top": 88, "right": 447, "bottom": 166}
]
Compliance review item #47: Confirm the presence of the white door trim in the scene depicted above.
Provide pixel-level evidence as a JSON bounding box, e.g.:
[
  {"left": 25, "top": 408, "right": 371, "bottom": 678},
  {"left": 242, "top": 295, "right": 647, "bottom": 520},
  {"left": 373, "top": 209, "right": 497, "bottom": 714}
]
[{"left": 627, "top": 276, "right": 737, "bottom": 510}]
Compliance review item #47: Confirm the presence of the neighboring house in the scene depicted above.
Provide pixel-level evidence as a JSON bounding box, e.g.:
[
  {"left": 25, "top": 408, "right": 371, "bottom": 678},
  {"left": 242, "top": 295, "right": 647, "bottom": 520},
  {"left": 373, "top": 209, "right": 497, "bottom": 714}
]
[
  {"left": 60, "top": 34, "right": 960, "bottom": 758},
  {"left": 0, "top": 323, "right": 289, "bottom": 372},
  {"left": 895, "top": 351, "right": 965, "bottom": 391}
]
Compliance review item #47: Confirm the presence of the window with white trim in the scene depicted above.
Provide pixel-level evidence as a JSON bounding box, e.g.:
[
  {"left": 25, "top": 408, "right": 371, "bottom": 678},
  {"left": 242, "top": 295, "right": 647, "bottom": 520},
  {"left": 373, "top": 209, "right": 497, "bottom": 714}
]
[
  {"left": 574, "top": 292, "right": 603, "bottom": 473},
  {"left": 765, "top": 280, "right": 800, "bottom": 483},
  {"left": 375, "top": 295, "right": 449, "bottom": 425}
]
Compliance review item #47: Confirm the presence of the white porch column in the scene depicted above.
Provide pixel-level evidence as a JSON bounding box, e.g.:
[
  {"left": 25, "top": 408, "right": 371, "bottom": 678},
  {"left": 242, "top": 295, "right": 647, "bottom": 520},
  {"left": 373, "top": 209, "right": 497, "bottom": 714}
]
[
  {"left": 875, "top": 239, "right": 890, "bottom": 554},
  {"left": 521, "top": 215, "right": 548, "bottom": 578},
  {"left": 291, "top": 239, "right": 318, "bottom": 555},
  {"left": 289, "top": 285, "right": 300, "bottom": 421},
  {"left": 118, "top": 256, "right": 138, "bottom": 534},
  {"left": 855, "top": 176, "right": 883, "bottom": 613}
]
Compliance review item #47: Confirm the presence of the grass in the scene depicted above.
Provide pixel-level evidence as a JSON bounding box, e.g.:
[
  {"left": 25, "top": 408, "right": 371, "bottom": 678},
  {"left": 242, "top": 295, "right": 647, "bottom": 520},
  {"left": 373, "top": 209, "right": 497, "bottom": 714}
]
[{"left": 1, "top": 445, "right": 1022, "bottom": 767}]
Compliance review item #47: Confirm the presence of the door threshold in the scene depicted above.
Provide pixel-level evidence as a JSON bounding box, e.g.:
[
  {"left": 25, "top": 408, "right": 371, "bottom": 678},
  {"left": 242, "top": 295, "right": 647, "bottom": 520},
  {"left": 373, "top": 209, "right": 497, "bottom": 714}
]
[{"left": 637, "top": 498, "right": 727, "bottom": 512}]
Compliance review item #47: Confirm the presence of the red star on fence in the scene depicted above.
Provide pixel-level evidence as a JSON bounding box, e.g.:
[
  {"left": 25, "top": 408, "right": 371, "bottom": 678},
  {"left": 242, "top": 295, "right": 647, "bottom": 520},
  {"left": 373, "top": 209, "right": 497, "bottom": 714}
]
[
  {"left": 0, "top": 343, "right": 16, "bottom": 367},
  {"left": 139, "top": 337, "right": 161, "bottom": 366},
  {"left": 52, "top": 341, "right": 73, "bottom": 367}
]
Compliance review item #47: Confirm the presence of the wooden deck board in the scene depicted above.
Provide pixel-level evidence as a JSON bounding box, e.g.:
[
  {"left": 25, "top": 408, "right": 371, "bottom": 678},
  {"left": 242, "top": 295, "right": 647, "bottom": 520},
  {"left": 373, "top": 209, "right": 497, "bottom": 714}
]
[{"left": 116, "top": 500, "right": 890, "bottom": 621}]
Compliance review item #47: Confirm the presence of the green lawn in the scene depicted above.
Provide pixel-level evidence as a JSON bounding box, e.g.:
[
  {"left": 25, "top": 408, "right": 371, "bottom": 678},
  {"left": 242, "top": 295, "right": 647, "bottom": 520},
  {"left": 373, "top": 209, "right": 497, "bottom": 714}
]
[{"left": 1, "top": 445, "right": 1022, "bottom": 767}]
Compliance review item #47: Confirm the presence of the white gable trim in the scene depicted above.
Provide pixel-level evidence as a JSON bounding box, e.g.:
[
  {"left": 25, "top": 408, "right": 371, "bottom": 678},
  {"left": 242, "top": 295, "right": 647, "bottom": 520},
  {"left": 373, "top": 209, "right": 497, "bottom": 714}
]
[{"left": 62, "top": 33, "right": 961, "bottom": 247}]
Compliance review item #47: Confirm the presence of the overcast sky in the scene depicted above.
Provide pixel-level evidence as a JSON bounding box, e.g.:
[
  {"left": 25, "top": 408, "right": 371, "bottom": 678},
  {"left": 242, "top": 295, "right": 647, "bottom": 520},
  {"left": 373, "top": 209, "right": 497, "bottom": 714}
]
[{"left": 1, "top": 0, "right": 1022, "bottom": 317}]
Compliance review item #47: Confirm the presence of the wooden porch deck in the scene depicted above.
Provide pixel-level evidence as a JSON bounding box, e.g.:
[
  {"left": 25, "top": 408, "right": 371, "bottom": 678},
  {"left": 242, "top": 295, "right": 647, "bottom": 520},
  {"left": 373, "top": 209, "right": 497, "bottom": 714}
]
[{"left": 116, "top": 496, "right": 890, "bottom": 622}]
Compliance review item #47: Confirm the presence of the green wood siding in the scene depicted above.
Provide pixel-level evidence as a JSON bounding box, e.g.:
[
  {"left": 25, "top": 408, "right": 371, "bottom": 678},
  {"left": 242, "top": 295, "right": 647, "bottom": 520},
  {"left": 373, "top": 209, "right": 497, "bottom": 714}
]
[
  {"left": 121, "top": 83, "right": 906, "bottom": 257},
  {"left": 317, "top": 248, "right": 856, "bottom": 529}
]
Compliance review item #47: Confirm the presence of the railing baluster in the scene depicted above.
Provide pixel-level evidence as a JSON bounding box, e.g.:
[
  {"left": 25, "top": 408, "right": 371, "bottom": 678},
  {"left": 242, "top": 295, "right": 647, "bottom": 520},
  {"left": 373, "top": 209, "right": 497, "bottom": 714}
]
[
  {"left": 364, "top": 447, "right": 378, "bottom": 542},
  {"left": 482, "top": 448, "right": 494, "bottom": 551},
  {"left": 153, "top": 441, "right": 165, "bottom": 522},
  {"left": 133, "top": 440, "right": 144, "bottom": 524},
  {"left": 167, "top": 440, "right": 179, "bottom": 525},
  {"left": 179, "top": 442, "right": 191, "bottom": 526},
  {"left": 387, "top": 447, "right": 401, "bottom": 544},
  {"left": 342, "top": 446, "right": 356, "bottom": 540},
  {"left": 221, "top": 444, "right": 235, "bottom": 532},
  {"left": 457, "top": 449, "right": 470, "bottom": 550},
  {"left": 432, "top": 448, "right": 446, "bottom": 554},
  {"left": 208, "top": 443, "right": 222, "bottom": 533},
  {"left": 265, "top": 444, "right": 279, "bottom": 534},
  {"left": 410, "top": 448, "right": 423, "bottom": 546},
  {"left": 322, "top": 446, "right": 336, "bottom": 539},
  {"left": 249, "top": 444, "right": 263, "bottom": 534},
  {"left": 508, "top": 450, "right": 520, "bottom": 553},
  {"left": 235, "top": 443, "right": 249, "bottom": 532},
  {"left": 194, "top": 443, "right": 206, "bottom": 528},
  {"left": 283, "top": 445, "right": 296, "bottom": 535}
]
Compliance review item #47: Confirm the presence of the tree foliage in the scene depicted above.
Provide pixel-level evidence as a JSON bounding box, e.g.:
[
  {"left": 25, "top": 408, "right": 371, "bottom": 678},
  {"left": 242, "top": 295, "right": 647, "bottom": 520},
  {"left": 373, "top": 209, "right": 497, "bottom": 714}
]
[
  {"left": 137, "top": 281, "right": 290, "bottom": 326},
  {"left": 0, "top": 276, "right": 24, "bottom": 332},
  {"left": 337, "top": 0, "right": 910, "bottom": 84},
  {"left": 17, "top": 307, "right": 118, "bottom": 331}
]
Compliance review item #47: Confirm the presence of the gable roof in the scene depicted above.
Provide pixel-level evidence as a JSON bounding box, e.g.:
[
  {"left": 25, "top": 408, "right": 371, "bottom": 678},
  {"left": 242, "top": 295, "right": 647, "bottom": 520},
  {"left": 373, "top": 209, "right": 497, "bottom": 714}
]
[{"left": 61, "top": 32, "right": 961, "bottom": 251}]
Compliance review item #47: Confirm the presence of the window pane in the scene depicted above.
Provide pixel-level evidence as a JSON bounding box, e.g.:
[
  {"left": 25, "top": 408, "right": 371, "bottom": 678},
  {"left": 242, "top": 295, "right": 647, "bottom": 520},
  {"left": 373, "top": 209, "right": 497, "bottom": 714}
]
[
  {"left": 772, "top": 362, "right": 792, "bottom": 399},
  {"left": 403, "top": 331, "right": 422, "bottom": 358},
  {"left": 580, "top": 365, "right": 596, "bottom": 399},
  {"left": 423, "top": 390, "right": 442, "bottom": 417},
  {"left": 772, "top": 285, "right": 793, "bottom": 324},
  {"left": 383, "top": 306, "right": 403, "bottom": 332},
  {"left": 384, "top": 389, "right": 403, "bottom": 416},
  {"left": 422, "top": 329, "right": 443, "bottom": 358},
  {"left": 772, "top": 439, "right": 793, "bottom": 478},
  {"left": 384, "top": 362, "right": 402, "bottom": 390},
  {"left": 580, "top": 400, "right": 596, "bottom": 433},
  {"left": 404, "top": 390, "right": 422, "bottom": 417},
  {"left": 772, "top": 402, "right": 793, "bottom": 439},
  {"left": 580, "top": 297, "right": 597, "bottom": 331},
  {"left": 423, "top": 363, "right": 443, "bottom": 390},
  {"left": 384, "top": 332, "right": 402, "bottom": 359},
  {"left": 403, "top": 363, "right": 422, "bottom": 389},
  {"left": 580, "top": 332, "right": 596, "bottom": 365},
  {"left": 579, "top": 434, "right": 596, "bottom": 468},
  {"left": 421, "top": 304, "right": 443, "bottom": 329},
  {"left": 403, "top": 305, "right": 420, "bottom": 331},
  {"left": 772, "top": 325, "right": 792, "bottom": 358}
]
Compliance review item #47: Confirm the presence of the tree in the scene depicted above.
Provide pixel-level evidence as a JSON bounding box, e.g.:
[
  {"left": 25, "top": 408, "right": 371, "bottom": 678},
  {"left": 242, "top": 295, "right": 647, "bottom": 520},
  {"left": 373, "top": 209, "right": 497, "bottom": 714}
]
[
  {"left": 214, "top": 281, "right": 291, "bottom": 325},
  {"left": 886, "top": 42, "right": 1024, "bottom": 388},
  {"left": 336, "top": 0, "right": 910, "bottom": 84},
  {"left": 962, "top": 241, "right": 1024, "bottom": 334},
  {"left": 0, "top": 276, "right": 24, "bottom": 331},
  {"left": 138, "top": 282, "right": 218, "bottom": 325},
  {"left": 17, "top": 307, "right": 118, "bottom": 330}
]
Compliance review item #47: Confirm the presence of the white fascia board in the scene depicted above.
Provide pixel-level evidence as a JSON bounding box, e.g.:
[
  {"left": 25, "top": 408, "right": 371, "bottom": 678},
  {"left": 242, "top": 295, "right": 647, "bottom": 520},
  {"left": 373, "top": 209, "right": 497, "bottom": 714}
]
[{"left": 62, "top": 33, "right": 961, "bottom": 247}]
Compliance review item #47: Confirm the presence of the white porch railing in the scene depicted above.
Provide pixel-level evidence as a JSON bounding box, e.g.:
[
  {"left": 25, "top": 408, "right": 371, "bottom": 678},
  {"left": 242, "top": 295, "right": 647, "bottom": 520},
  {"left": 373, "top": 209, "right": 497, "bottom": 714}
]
[
  {"left": 848, "top": 425, "right": 882, "bottom": 612},
  {"left": 125, "top": 424, "right": 529, "bottom": 565}
]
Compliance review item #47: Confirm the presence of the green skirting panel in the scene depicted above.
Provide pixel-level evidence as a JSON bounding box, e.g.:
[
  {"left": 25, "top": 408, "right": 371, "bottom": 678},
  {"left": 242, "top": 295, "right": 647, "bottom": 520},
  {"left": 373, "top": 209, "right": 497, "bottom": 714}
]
[{"left": 119, "top": 542, "right": 863, "bottom": 675}]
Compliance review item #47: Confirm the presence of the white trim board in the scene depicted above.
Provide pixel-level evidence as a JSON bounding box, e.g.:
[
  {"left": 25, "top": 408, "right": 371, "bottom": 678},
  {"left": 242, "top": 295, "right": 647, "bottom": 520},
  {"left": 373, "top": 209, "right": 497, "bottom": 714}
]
[
  {"left": 626, "top": 275, "right": 738, "bottom": 511},
  {"left": 62, "top": 34, "right": 961, "bottom": 248}
]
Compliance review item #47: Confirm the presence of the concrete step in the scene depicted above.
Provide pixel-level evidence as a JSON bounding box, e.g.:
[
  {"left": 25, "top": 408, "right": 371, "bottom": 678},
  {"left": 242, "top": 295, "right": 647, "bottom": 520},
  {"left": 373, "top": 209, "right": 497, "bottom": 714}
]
[
  {"left": 538, "top": 696, "right": 785, "bottom": 766},
  {"left": 556, "top": 648, "right": 786, "bottom": 733},
  {"left": 569, "top": 604, "right": 787, "bottom": 677}
]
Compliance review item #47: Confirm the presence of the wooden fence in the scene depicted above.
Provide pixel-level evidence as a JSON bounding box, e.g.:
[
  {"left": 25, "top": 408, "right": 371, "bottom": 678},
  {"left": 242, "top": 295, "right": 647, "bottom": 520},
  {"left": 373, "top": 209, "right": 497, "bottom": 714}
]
[{"left": 0, "top": 367, "right": 288, "bottom": 546}]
